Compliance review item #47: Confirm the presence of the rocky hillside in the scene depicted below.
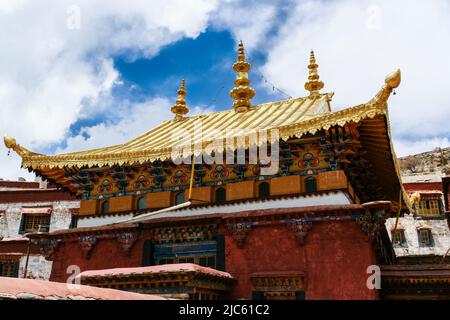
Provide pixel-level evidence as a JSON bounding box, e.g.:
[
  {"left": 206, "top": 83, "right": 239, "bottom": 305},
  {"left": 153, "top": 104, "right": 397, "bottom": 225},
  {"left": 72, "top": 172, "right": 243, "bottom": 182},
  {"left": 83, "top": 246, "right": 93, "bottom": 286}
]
[{"left": 399, "top": 147, "right": 450, "bottom": 176}]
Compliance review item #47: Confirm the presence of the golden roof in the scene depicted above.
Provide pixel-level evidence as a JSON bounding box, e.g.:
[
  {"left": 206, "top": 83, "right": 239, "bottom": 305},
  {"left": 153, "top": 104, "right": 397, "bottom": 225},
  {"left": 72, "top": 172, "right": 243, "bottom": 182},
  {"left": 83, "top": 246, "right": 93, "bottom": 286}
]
[
  {"left": 5, "top": 69, "right": 402, "bottom": 170},
  {"left": 6, "top": 92, "right": 334, "bottom": 169}
]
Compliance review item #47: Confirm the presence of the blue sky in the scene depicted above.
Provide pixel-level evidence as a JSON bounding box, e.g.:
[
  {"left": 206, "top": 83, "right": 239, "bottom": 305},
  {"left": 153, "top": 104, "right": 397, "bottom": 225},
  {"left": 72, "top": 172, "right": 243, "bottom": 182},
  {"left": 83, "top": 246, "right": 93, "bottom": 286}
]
[
  {"left": 64, "top": 28, "right": 284, "bottom": 149},
  {"left": 1, "top": 0, "right": 450, "bottom": 180}
]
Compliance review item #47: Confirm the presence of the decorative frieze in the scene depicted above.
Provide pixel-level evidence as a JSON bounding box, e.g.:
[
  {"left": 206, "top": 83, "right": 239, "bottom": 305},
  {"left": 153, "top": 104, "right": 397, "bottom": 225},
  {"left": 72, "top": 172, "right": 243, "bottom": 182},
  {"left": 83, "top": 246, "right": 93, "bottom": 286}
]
[
  {"left": 151, "top": 224, "right": 218, "bottom": 244},
  {"left": 251, "top": 274, "right": 304, "bottom": 292}
]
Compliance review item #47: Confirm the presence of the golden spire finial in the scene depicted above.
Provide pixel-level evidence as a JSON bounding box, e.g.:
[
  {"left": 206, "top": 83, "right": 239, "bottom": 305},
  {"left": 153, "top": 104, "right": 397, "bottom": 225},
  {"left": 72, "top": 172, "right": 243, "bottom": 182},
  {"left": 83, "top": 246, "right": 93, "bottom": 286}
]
[
  {"left": 171, "top": 79, "right": 189, "bottom": 120},
  {"left": 230, "top": 40, "right": 255, "bottom": 113},
  {"left": 304, "top": 50, "right": 324, "bottom": 97}
]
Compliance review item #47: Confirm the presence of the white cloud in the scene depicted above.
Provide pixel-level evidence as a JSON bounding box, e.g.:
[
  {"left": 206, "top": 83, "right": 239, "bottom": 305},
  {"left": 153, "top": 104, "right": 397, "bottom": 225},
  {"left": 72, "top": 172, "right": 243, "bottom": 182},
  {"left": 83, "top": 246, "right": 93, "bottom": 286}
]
[
  {"left": 211, "top": 0, "right": 278, "bottom": 51},
  {"left": 0, "top": 0, "right": 29, "bottom": 15},
  {"left": 260, "top": 0, "right": 450, "bottom": 152},
  {"left": 0, "top": 0, "right": 219, "bottom": 180}
]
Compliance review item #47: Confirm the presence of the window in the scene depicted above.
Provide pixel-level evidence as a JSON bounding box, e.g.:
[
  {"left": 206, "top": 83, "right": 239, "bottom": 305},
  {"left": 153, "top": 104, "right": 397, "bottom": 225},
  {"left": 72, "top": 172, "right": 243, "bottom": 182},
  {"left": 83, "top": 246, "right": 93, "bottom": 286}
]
[
  {"left": 418, "top": 229, "right": 433, "bottom": 246},
  {"left": 0, "top": 261, "right": 19, "bottom": 278},
  {"left": 295, "top": 291, "right": 306, "bottom": 300},
  {"left": 69, "top": 214, "right": 78, "bottom": 229},
  {"left": 162, "top": 255, "right": 215, "bottom": 268},
  {"left": 20, "top": 214, "right": 50, "bottom": 234},
  {"left": 137, "top": 197, "right": 147, "bottom": 210},
  {"left": 154, "top": 241, "right": 217, "bottom": 269},
  {"left": 198, "top": 256, "right": 216, "bottom": 268},
  {"left": 417, "top": 199, "right": 441, "bottom": 216},
  {"left": 175, "top": 192, "right": 185, "bottom": 205},
  {"left": 305, "top": 176, "right": 317, "bottom": 193},
  {"left": 391, "top": 229, "right": 406, "bottom": 246},
  {"left": 215, "top": 188, "right": 226, "bottom": 204},
  {"left": 101, "top": 201, "right": 110, "bottom": 214},
  {"left": 252, "top": 291, "right": 265, "bottom": 300},
  {"left": 258, "top": 182, "right": 270, "bottom": 198},
  {"left": 179, "top": 257, "right": 195, "bottom": 264},
  {"left": 158, "top": 258, "right": 175, "bottom": 265}
]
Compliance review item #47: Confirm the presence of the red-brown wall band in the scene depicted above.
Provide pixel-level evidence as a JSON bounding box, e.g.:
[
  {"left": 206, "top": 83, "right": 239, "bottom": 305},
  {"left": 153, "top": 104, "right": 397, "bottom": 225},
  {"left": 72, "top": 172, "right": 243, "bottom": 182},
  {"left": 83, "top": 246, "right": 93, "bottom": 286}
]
[
  {"left": 49, "top": 220, "right": 378, "bottom": 300},
  {"left": 0, "top": 190, "right": 76, "bottom": 204}
]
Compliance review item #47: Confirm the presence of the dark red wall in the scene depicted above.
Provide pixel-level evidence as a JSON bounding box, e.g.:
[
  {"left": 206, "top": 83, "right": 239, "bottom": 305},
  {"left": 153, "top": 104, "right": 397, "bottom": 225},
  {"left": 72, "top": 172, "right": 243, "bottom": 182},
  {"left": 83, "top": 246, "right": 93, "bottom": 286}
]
[
  {"left": 50, "top": 238, "right": 145, "bottom": 283},
  {"left": 49, "top": 220, "right": 378, "bottom": 300},
  {"left": 224, "top": 220, "right": 378, "bottom": 300},
  {"left": 403, "top": 182, "right": 442, "bottom": 193},
  {"left": 0, "top": 181, "right": 40, "bottom": 189},
  {"left": 0, "top": 241, "right": 40, "bottom": 255},
  {"left": 0, "top": 190, "right": 76, "bottom": 203},
  {"left": 302, "top": 221, "right": 378, "bottom": 300}
]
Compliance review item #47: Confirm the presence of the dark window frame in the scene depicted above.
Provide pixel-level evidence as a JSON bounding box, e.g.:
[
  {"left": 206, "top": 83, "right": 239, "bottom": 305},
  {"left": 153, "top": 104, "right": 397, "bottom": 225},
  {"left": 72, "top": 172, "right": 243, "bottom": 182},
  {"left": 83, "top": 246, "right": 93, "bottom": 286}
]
[
  {"left": 418, "top": 228, "right": 433, "bottom": 247},
  {"left": 101, "top": 200, "right": 110, "bottom": 214},
  {"left": 153, "top": 240, "right": 218, "bottom": 269},
  {"left": 137, "top": 196, "right": 147, "bottom": 210},
  {"left": 0, "top": 260, "right": 20, "bottom": 278},
  {"left": 305, "top": 176, "right": 317, "bottom": 193},
  {"left": 69, "top": 214, "right": 78, "bottom": 229},
  {"left": 391, "top": 229, "right": 407, "bottom": 247},
  {"left": 258, "top": 181, "right": 270, "bottom": 198},
  {"left": 175, "top": 192, "right": 185, "bottom": 205},
  {"left": 157, "top": 254, "right": 216, "bottom": 268},
  {"left": 215, "top": 187, "right": 226, "bottom": 204},
  {"left": 19, "top": 213, "right": 51, "bottom": 234}
]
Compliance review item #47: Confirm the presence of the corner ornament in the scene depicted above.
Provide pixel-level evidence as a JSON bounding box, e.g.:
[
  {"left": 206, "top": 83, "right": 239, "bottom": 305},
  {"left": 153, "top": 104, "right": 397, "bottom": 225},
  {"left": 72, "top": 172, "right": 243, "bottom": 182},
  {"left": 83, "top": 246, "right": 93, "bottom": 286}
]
[
  {"left": 368, "top": 69, "right": 401, "bottom": 108},
  {"left": 3, "top": 135, "right": 35, "bottom": 157}
]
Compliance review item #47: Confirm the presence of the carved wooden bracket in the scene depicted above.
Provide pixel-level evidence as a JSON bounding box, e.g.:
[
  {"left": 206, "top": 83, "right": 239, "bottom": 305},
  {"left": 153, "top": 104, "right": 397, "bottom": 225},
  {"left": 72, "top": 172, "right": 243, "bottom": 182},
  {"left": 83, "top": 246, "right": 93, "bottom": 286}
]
[
  {"left": 355, "top": 211, "right": 384, "bottom": 239},
  {"left": 287, "top": 219, "right": 312, "bottom": 245},
  {"left": 226, "top": 222, "right": 252, "bottom": 247},
  {"left": 116, "top": 232, "right": 138, "bottom": 254},
  {"left": 79, "top": 235, "right": 97, "bottom": 258},
  {"left": 38, "top": 238, "right": 62, "bottom": 259}
]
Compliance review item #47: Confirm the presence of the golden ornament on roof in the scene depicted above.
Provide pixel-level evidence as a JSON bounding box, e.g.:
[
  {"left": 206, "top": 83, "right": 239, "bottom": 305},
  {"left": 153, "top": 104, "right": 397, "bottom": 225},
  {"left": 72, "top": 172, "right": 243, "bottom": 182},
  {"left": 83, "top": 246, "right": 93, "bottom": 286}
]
[
  {"left": 4, "top": 135, "right": 17, "bottom": 149},
  {"left": 368, "top": 69, "right": 401, "bottom": 107},
  {"left": 385, "top": 69, "right": 401, "bottom": 89},
  {"left": 304, "top": 50, "right": 324, "bottom": 97},
  {"left": 171, "top": 79, "right": 189, "bottom": 120},
  {"left": 230, "top": 41, "right": 255, "bottom": 113}
]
